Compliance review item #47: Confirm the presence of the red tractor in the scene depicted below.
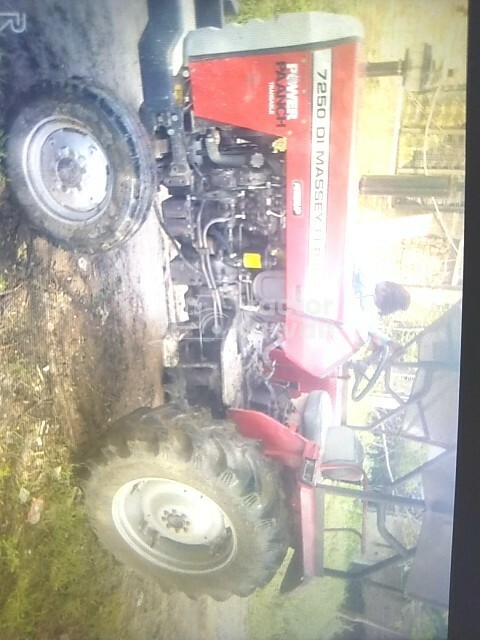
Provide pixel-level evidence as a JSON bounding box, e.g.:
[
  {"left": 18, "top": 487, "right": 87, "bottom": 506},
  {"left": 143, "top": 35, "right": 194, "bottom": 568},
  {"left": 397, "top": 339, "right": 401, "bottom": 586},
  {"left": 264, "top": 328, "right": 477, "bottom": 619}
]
[{"left": 5, "top": 0, "right": 458, "bottom": 604}]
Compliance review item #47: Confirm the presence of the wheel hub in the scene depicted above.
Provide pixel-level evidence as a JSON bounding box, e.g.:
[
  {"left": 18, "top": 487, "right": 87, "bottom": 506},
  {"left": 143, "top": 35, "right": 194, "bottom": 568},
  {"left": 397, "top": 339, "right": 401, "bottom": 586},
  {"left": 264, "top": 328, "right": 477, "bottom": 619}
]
[
  {"left": 138, "top": 479, "right": 228, "bottom": 544},
  {"left": 56, "top": 153, "right": 85, "bottom": 189},
  {"left": 24, "top": 117, "right": 111, "bottom": 220},
  {"left": 111, "top": 477, "right": 237, "bottom": 575},
  {"left": 161, "top": 509, "right": 190, "bottom": 533}
]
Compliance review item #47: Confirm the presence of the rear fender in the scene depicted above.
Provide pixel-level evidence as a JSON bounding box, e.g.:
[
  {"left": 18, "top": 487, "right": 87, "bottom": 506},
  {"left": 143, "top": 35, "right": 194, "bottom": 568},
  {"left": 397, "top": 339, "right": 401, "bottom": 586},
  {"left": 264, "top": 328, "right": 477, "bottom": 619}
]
[
  {"left": 227, "top": 407, "right": 310, "bottom": 469},
  {"left": 228, "top": 407, "right": 321, "bottom": 585}
]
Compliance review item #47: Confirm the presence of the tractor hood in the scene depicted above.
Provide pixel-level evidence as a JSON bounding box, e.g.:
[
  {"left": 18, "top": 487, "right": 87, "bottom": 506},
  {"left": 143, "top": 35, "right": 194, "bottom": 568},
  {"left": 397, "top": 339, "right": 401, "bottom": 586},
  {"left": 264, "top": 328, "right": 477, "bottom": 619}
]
[{"left": 187, "top": 13, "right": 367, "bottom": 378}]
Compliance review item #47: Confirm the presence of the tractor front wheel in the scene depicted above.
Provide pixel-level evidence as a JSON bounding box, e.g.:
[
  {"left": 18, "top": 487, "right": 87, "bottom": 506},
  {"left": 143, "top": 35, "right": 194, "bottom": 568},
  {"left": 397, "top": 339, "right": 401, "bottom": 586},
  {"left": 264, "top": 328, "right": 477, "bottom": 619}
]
[{"left": 6, "top": 80, "right": 156, "bottom": 253}]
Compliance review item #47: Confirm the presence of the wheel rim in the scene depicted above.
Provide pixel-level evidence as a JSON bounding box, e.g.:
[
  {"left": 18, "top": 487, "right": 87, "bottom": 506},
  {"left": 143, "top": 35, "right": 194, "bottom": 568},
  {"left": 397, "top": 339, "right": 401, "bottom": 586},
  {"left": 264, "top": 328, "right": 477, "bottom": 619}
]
[
  {"left": 22, "top": 116, "right": 112, "bottom": 222},
  {"left": 111, "top": 478, "right": 237, "bottom": 575}
]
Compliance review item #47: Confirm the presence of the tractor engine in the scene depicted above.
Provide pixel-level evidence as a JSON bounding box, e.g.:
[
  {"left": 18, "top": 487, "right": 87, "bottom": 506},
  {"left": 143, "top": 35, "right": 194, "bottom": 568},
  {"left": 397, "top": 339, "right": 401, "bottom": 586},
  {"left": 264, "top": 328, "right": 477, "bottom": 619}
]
[{"left": 160, "top": 128, "right": 290, "bottom": 419}]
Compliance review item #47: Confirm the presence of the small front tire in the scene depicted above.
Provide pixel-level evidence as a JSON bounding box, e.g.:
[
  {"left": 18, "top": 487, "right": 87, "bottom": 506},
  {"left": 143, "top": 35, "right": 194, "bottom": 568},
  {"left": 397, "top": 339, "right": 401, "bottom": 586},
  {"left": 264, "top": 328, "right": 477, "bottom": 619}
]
[{"left": 6, "top": 80, "right": 156, "bottom": 253}]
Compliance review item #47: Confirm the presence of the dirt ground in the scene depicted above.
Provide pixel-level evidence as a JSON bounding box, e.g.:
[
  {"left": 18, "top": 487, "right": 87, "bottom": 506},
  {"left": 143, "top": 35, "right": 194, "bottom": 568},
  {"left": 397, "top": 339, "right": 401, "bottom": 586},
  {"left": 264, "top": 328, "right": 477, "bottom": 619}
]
[{"left": 0, "top": 1, "right": 247, "bottom": 638}]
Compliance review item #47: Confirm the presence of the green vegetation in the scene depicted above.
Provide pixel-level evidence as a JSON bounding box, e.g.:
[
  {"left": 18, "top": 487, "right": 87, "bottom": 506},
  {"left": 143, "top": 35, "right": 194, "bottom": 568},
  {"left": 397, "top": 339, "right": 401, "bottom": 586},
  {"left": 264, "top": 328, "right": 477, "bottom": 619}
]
[
  {"left": 0, "top": 284, "right": 127, "bottom": 639},
  {"left": 404, "top": 600, "right": 449, "bottom": 640},
  {"left": 0, "top": 273, "right": 7, "bottom": 293},
  {"left": 249, "top": 494, "right": 361, "bottom": 640},
  {"left": 237, "top": 0, "right": 324, "bottom": 20},
  {"left": 249, "top": 563, "right": 346, "bottom": 640},
  {"left": 0, "top": 442, "right": 126, "bottom": 640},
  {"left": 358, "top": 418, "right": 429, "bottom": 490},
  {"left": 236, "top": 0, "right": 366, "bottom": 21}
]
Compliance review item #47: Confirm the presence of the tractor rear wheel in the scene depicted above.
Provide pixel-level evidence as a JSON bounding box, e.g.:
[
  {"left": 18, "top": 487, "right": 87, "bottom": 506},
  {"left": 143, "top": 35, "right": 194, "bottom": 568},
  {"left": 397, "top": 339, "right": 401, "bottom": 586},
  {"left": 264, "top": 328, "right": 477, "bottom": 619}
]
[{"left": 81, "top": 405, "right": 290, "bottom": 599}]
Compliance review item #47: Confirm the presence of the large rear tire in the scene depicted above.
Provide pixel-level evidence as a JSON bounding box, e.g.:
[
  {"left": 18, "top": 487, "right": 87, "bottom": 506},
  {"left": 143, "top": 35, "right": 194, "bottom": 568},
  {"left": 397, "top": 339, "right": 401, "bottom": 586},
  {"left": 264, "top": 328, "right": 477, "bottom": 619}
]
[
  {"left": 6, "top": 80, "right": 156, "bottom": 253},
  {"left": 81, "top": 405, "right": 290, "bottom": 599}
]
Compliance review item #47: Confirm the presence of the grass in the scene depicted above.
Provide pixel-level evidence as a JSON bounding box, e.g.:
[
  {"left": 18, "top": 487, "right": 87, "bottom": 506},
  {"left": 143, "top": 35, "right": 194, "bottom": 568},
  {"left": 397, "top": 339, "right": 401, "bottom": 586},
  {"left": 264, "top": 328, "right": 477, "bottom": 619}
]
[
  {"left": 249, "top": 491, "right": 448, "bottom": 639},
  {"left": 0, "top": 279, "right": 127, "bottom": 640},
  {"left": 403, "top": 600, "right": 449, "bottom": 640},
  {"left": 0, "top": 468, "right": 125, "bottom": 640},
  {"left": 0, "top": 80, "right": 129, "bottom": 635},
  {"left": 249, "top": 565, "right": 347, "bottom": 640},
  {"left": 0, "top": 431, "right": 126, "bottom": 640},
  {"left": 248, "top": 494, "right": 361, "bottom": 640},
  {"left": 0, "top": 478, "right": 124, "bottom": 640},
  {"left": 236, "top": 0, "right": 331, "bottom": 20}
]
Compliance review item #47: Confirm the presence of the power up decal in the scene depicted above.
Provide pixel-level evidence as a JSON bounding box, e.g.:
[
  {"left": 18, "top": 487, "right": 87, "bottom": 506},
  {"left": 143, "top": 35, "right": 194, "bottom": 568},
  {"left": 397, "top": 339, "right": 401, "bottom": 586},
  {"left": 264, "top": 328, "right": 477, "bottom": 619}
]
[{"left": 268, "top": 61, "right": 300, "bottom": 128}]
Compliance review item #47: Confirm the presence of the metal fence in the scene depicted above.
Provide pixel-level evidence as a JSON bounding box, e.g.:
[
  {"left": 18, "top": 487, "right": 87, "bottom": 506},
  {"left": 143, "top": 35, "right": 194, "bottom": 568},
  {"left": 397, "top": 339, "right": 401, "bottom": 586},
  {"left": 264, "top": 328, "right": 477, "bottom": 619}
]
[{"left": 394, "top": 83, "right": 465, "bottom": 292}]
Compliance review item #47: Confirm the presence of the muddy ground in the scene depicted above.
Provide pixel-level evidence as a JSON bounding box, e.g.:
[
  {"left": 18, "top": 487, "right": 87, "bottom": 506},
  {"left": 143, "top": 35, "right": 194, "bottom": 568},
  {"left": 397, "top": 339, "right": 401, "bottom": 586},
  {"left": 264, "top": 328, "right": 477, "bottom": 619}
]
[{"left": 0, "top": 1, "right": 247, "bottom": 638}]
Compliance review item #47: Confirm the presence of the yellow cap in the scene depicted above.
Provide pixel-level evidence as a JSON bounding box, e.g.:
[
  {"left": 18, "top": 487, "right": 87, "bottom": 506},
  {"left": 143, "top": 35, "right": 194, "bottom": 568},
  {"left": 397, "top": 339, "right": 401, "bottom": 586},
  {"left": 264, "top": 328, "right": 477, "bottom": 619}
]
[{"left": 243, "top": 253, "right": 262, "bottom": 269}]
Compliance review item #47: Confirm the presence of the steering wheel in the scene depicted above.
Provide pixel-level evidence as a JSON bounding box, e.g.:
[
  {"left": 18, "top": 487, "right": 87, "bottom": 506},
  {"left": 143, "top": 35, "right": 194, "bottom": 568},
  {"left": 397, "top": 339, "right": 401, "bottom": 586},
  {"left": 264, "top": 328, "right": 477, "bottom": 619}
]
[{"left": 350, "top": 343, "right": 390, "bottom": 402}]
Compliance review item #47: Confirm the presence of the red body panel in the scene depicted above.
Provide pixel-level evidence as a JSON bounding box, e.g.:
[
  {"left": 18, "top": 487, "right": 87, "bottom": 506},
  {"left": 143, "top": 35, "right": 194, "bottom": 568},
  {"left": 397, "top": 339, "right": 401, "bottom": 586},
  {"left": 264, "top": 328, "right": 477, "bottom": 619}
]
[
  {"left": 268, "top": 347, "right": 344, "bottom": 424},
  {"left": 190, "top": 42, "right": 365, "bottom": 380},
  {"left": 227, "top": 407, "right": 313, "bottom": 469},
  {"left": 283, "top": 42, "right": 365, "bottom": 377},
  {"left": 269, "top": 346, "right": 336, "bottom": 393},
  {"left": 189, "top": 51, "right": 311, "bottom": 137}
]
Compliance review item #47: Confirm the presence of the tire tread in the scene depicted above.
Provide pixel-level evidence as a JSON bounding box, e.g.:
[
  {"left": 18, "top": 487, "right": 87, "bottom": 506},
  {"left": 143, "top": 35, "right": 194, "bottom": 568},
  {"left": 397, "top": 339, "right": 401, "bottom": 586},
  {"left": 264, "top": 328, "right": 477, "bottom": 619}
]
[{"left": 81, "top": 405, "right": 290, "bottom": 599}]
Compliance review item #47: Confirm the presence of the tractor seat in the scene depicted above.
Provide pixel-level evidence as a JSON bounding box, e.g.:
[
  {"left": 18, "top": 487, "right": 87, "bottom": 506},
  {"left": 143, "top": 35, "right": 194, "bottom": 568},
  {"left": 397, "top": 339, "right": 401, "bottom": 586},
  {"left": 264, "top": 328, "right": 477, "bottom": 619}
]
[
  {"left": 300, "top": 390, "right": 364, "bottom": 483},
  {"left": 321, "top": 426, "right": 365, "bottom": 482}
]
